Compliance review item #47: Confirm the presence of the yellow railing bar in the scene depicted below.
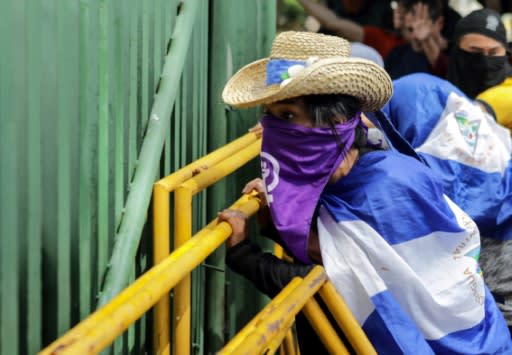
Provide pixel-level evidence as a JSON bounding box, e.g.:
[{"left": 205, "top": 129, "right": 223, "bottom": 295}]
[
  {"left": 157, "top": 132, "right": 259, "bottom": 191},
  {"left": 302, "top": 298, "right": 350, "bottom": 355},
  {"left": 153, "top": 132, "right": 259, "bottom": 354},
  {"left": 39, "top": 194, "right": 260, "bottom": 355},
  {"left": 263, "top": 317, "right": 296, "bottom": 354},
  {"left": 219, "top": 278, "right": 302, "bottom": 353},
  {"left": 319, "top": 282, "right": 377, "bottom": 355},
  {"left": 153, "top": 183, "right": 171, "bottom": 355},
  {"left": 219, "top": 266, "right": 327, "bottom": 355},
  {"left": 153, "top": 135, "right": 261, "bottom": 355},
  {"left": 283, "top": 330, "right": 299, "bottom": 355},
  {"left": 173, "top": 139, "right": 261, "bottom": 355},
  {"left": 274, "top": 237, "right": 298, "bottom": 355},
  {"left": 173, "top": 186, "right": 192, "bottom": 355},
  {"left": 177, "top": 140, "right": 262, "bottom": 194}
]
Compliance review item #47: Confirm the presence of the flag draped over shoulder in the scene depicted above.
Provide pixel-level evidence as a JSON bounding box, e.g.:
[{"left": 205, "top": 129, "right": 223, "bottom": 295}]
[
  {"left": 318, "top": 150, "right": 512, "bottom": 354},
  {"left": 382, "top": 73, "right": 512, "bottom": 241}
]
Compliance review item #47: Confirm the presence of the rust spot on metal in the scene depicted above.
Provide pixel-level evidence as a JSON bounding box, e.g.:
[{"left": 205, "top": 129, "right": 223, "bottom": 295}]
[
  {"left": 191, "top": 165, "right": 208, "bottom": 176},
  {"left": 257, "top": 334, "right": 268, "bottom": 346},
  {"left": 308, "top": 274, "right": 326, "bottom": 290},
  {"left": 50, "top": 338, "right": 77, "bottom": 354},
  {"left": 267, "top": 319, "right": 283, "bottom": 333}
]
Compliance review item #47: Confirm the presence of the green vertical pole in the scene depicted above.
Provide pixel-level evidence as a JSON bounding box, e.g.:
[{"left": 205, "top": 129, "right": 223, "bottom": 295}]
[
  {"left": 79, "top": 0, "right": 100, "bottom": 322},
  {"left": 40, "top": 0, "right": 61, "bottom": 344},
  {"left": 128, "top": 0, "right": 138, "bottom": 177},
  {"left": 0, "top": 2, "right": 19, "bottom": 354},
  {"left": 57, "top": 0, "right": 77, "bottom": 335},
  {"left": 97, "top": 0, "right": 110, "bottom": 293},
  {"left": 26, "top": 1, "right": 42, "bottom": 352},
  {"left": 97, "top": 0, "right": 200, "bottom": 308},
  {"left": 141, "top": 0, "right": 149, "bottom": 130},
  {"left": 205, "top": 1, "right": 232, "bottom": 352},
  {"left": 154, "top": 0, "right": 162, "bottom": 90},
  {"left": 114, "top": 0, "right": 125, "bottom": 230}
]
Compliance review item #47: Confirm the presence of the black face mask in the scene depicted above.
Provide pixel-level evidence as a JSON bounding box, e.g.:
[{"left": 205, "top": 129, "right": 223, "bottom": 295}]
[{"left": 447, "top": 47, "right": 508, "bottom": 98}]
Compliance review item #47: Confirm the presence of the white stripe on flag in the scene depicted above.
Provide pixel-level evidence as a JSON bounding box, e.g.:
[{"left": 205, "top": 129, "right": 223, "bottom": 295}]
[{"left": 318, "top": 202, "right": 485, "bottom": 340}]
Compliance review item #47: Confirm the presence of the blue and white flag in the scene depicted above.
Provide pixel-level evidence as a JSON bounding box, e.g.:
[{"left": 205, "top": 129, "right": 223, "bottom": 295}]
[
  {"left": 382, "top": 73, "right": 512, "bottom": 241},
  {"left": 318, "top": 150, "right": 512, "bottom": 354}
]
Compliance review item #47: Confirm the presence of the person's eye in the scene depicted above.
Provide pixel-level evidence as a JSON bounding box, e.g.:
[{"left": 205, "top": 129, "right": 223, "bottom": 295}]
[{"left": 283, "top": 111, "right": 295, "bottom": 120}]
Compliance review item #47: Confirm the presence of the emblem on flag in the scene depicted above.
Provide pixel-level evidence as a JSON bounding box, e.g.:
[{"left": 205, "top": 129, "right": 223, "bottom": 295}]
[{"left": 455, "top": 110, "right": 480, "bottom": 151}]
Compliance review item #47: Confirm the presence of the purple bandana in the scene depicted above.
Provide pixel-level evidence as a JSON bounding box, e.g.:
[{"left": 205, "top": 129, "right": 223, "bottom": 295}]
[{"left": 260, "top": 113, "right": 363, "bottom": 263}]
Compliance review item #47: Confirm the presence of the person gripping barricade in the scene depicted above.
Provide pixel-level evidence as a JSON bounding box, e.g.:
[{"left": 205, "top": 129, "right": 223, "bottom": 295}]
[
  {"left": 383, "top": 72, "right": 512, "bottom": 335},
  {"left": 220, "top": 31, "right": 512, "bottom": 354}
]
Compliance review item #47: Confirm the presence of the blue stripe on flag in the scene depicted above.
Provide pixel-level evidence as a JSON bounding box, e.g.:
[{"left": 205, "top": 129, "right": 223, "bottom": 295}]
[
  {"left": 427, "top": 287, "right": 512, "bottom": 354},
  {"left": 363, "top": 288, "right": 512, "bottom": 354},
  {"left": 321, "top": 151, "right": 463, "bottom": 245},
  {"left": 363, "top": 291, "right": 435, "bottom": 355}
]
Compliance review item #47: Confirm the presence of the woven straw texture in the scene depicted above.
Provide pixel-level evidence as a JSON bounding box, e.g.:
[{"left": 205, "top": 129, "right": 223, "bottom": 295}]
[
  {"left": 270, "top": 31, "right": 350, "bottom": 59},
  {"left": 222, "top": 31, "right": 392, "bottom": 112}
]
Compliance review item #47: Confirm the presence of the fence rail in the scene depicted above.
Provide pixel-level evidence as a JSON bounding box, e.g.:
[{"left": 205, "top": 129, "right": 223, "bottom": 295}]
[{"left": 39, "top": 194, "right": 261, "bottom": 355}]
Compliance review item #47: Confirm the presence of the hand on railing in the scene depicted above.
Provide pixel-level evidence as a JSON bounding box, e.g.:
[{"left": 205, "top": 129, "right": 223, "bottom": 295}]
[
  {"left": 242, "top": 178, "right": 267, "bottom": 205},
  {"left": 218, "top": 209, "right": 249, "bottom": 247},
  {"left": 248, "top": 122, "right": 263, "bottom": 138},
  {"left": 242, "top": 178, "right": 272, "bottom": 229}
]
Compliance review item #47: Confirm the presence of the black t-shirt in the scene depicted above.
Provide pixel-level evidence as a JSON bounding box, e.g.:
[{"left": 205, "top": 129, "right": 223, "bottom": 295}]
[{"left": 385, "top": 43, "right": 431, "bottom": 79}]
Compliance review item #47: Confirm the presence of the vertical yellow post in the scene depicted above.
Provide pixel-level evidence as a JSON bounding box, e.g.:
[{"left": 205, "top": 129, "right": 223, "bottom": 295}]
[
  {"left": 302, "top": 298, "right": 350, "bottom": 355},
  {"left": 274, "top": 243, "right": 284, "bottom": 258},
  {"left": 319, "top": 282, "right": 376, "bottom": 355},
  {"left": 173, "top": 186, "right": 193, "bottom": 355},
  {"left": 283, "top": 329, "right": 298, "bottom": 355},
  {"left": 153, "top": 184, "right": 171, "bottom": 355}
]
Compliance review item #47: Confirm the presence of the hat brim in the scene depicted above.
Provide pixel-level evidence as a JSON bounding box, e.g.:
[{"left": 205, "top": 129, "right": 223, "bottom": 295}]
[{"left": 222, "top": 57, "right": 393, "bottom": 112}]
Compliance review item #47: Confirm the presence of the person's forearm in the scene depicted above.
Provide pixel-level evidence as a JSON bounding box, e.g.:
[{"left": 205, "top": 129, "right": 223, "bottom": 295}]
[
  {"left": 226, "top": 240, "right": 312, "bottom": 297},
  {"left": 298, "top": 0, "right": 364, "bottom": 42}
]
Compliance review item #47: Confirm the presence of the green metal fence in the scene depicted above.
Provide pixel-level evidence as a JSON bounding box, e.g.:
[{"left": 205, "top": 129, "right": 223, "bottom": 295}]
[{"left": 0, "top": 0, "right": 275, "bottom": 354}]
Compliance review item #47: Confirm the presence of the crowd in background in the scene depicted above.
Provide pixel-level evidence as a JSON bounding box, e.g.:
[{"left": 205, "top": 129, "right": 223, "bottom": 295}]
[{"left": 278, "top": 0, "right": 512, "bottom": 130}]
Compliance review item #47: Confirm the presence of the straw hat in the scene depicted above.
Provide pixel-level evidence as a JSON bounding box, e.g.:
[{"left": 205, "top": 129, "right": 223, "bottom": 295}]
[{"left": 222, "top": 31, "right": 393, "bottom": 112}]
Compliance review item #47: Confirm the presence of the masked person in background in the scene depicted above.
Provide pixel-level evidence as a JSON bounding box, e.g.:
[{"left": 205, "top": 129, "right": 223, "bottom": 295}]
[
  {"left": 447, "top": 8, "right": 512, "bottom": 130},
  {"left": 221, "top": 31, "right": 511, "bottom": 354}
]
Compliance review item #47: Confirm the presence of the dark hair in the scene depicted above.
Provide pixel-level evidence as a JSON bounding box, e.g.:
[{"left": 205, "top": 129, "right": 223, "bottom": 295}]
[
  {"left": 399, "top": 0, "right": 444, "bottom": 21},
  {"left": 303, "top": 94, "right": 367, "bottom": 149}
]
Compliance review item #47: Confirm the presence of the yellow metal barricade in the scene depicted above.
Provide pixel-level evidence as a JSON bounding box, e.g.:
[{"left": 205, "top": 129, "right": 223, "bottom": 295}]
[
  {"left": 39, "top": 131, "right": 377, "bottom": 355},
  {"left": 153, "top": 132, "right": 261, "bottom": 355},
  {"left": 38, "top": 194, "right": 260, "bottom": 355},
  {"left": 219, "top": 266, "right": 377, "bottom": 355}
]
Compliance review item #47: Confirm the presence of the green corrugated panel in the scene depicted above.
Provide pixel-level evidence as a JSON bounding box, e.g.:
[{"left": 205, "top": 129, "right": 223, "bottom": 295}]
[
  {"left": 40, "top": 0, "right": 61, "bottom": 343},
  {"left": 0, "top": 0, "right": 276, "bottom": 353},
  {"left": 78, "top": 0, "right": 96, "bottom": 322},
  {"left": 1, "top": 2, "right": 20, "bottom": 354},
  {"left": 26, "top": 1, "right": 43, "bottom": 353}
]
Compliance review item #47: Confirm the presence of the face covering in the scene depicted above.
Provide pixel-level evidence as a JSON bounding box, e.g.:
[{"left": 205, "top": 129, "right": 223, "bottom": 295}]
[
  {"left": 260, "top": 113, "right": 363, "bottom": 263},
  {"left": 447, "top": 47, "right": 508, "bottom": 98}
]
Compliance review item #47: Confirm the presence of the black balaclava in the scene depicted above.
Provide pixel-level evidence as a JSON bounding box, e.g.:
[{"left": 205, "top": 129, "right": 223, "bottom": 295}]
[{"left": 447, "top": 8, "right": 510, "bottom": 98}]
